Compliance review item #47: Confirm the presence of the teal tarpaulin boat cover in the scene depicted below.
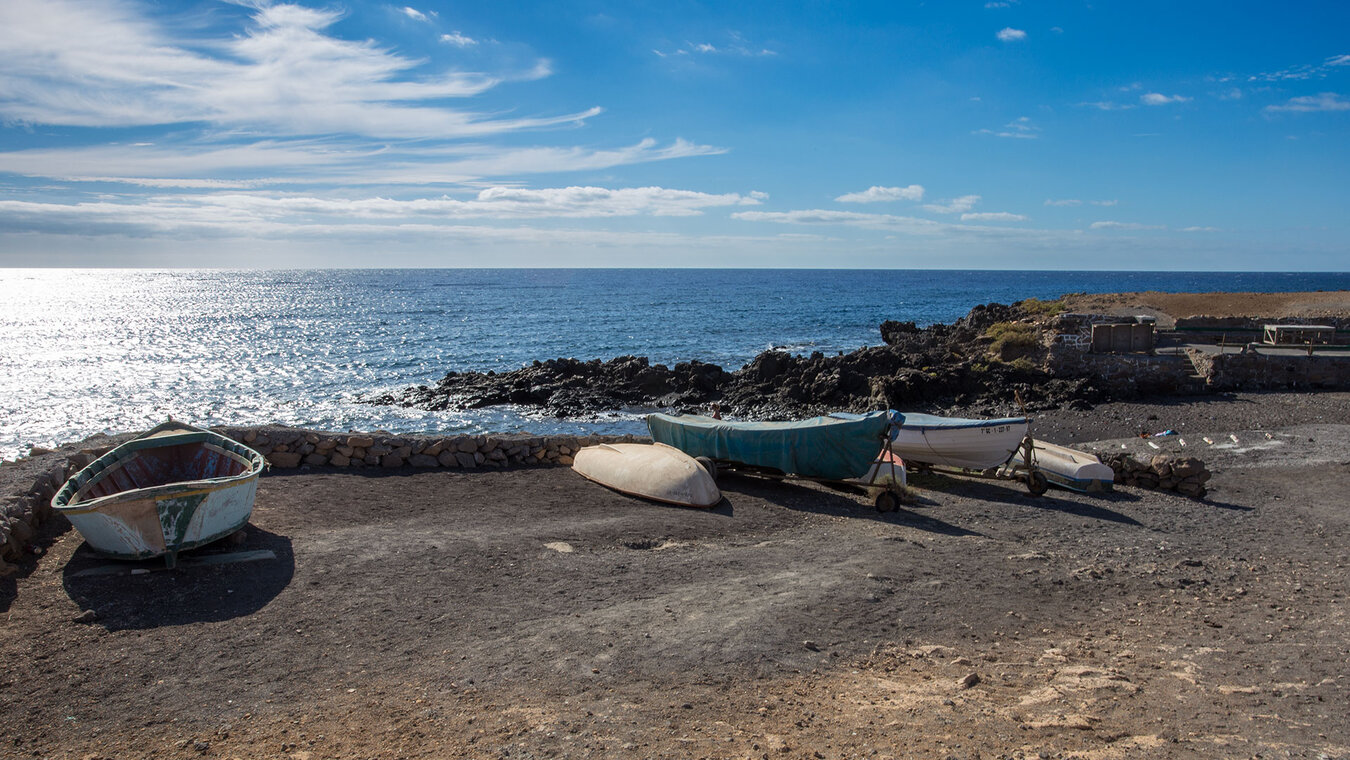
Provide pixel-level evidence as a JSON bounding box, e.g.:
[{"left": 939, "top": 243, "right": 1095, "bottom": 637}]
[{"left": 647, "top": 411, "right": 892, "bottom": 481}]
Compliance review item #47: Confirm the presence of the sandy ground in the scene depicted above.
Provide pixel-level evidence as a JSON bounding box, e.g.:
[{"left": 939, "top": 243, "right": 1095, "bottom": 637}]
[
  {"left": 1058, "top": 291, "right": 1350, "bottom": 328},
  {"left": 2, "top": 392, "right": 1349, "bottom": 759}
]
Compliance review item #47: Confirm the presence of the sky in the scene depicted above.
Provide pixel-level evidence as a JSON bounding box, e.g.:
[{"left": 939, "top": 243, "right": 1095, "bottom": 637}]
[{"left": 0, "top": 1, "right": 1347, "bottom": 269}]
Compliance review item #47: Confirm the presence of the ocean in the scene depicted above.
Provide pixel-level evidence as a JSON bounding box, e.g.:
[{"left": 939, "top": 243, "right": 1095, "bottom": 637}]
[{"left": 3, "top": 268, "right": 1347, "bottom": 460}]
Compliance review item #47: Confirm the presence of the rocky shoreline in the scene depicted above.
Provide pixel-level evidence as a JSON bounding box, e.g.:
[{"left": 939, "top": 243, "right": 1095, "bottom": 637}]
[
  {"left": 371, "top": 294, "right": 1350, "bottom": 422},
  {"left": 369, "top": 300, "right": 1104, "bottom": 420}
]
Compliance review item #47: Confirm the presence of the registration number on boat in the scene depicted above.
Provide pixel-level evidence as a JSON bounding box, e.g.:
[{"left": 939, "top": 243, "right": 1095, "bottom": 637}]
[{"left": 982, "top": 425, "right": 1012, "bottom": 434}]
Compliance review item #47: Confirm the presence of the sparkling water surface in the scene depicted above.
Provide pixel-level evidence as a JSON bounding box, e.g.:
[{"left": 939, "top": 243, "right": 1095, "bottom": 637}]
[{"left": 3, "top": 268, "right": 1347, "bottom": 460}]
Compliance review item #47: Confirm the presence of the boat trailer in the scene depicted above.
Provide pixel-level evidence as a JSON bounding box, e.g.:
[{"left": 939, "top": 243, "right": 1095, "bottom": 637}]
[{"left": 904, "top": 432, "right": 1049, "bottom": 497}]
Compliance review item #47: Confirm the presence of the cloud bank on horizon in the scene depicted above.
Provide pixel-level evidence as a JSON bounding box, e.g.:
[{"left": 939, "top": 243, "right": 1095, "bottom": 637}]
[{"left": 0, "top": 0, "right": 1346, "bottom": 269}]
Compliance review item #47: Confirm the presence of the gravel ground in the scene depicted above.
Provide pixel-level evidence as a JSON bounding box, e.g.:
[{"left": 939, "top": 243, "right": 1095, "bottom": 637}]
[{"left": 1, "top": 391, "right": 1348, "bottom": 759}]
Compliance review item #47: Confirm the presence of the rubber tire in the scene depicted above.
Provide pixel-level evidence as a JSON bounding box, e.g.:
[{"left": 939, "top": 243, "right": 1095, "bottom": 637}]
[
  {"left": 695, "top": 457, "right": 718, "bottom": 481},
  {"left": 1026, "top": 470, "right": 1049, "bottom": 497},
  {"left": 874, "top": 490, "right": 901, "bottom": 513}
]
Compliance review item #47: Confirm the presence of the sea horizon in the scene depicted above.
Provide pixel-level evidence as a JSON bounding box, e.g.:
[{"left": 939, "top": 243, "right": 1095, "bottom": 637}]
[{"left": 4, "top": 268, "right": 1349, "bottom": 460}]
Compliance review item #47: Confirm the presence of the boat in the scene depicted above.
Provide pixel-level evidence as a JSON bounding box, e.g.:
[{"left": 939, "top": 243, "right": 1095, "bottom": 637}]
[
  {"left": 571, "top": 442, "right": 721, "bottom": 507},
  {"left": 647, "top": 411, "right": 893, "bottom": 481},
  {"left": 1010, "top": 439, "right": 1114, "bottom": 493},
  {"left": 851, "top": 449, "right": 908, "bottom": 489},
  {"left": 51, "top": 420, "right": 265, "bottom": 567},
  {"left": 888, "top": 412, "right": 1029, "bottom": 470}
]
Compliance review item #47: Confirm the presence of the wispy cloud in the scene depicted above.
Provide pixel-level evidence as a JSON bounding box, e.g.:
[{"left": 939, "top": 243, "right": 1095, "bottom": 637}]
[
  {"left": 440, "top": 32, "right": 478, "bottom": 47},
  {"left": 0, "top": 0, "right": 574, "bottom": 139},
  {"left": 1141, "top": 92, "right": 1191, "bottom": 106},
  {"left": 1078, "top": 101, "right": 1134, "bottom": 111},
  {"left": 1090, "top": 221, "right": 1163, "bottom": 231},
  {"left": 1248, "top": 53, "right": 1350, "bottom": 83},
  {"left": 401, "top": 6, "right": 433, "bottom": 22},
  {"left": 655, "top": 32, "right": 777, "bottom": 58},
  {"left": 835, "top": 185, "right": 924, "bottom": 203},
  {"left": 0, "top": 138, "right": 725, "bottom": 189},
  {"left": 974, "top": 116, "right": 1040, "bottom": 139},
  {"left": 1046, "top": 199, "right": 1117, "bottom": 207},
  {"left": 996, "top": 27, "right": 1027, "bottom": 42},
  {"left": 0, "top": 185, "right": 767, "bottom": 243},
  {"left": 961, "top": 212, "right": 1026, "bottom": 222},
  {"left": 923, "top": 195, "right": 981, "bottom": 214},
  {"left": 1181, "top": 226, "right": 1219, "bottom": 232},
  {"left": 1264, "top": 92, "right": 1350, "bottom": 113}
]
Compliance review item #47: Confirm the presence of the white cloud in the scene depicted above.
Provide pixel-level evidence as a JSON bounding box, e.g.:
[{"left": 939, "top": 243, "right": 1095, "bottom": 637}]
[
  {"left": 1090, "top": 221, "right": 1163, "bottom": 231},
  {"left": 1090, "top": 199, "right": 1118, "bottom": 206},
  {"left": 1141, "top": 92, "right": 1191, "bottom": 106},
  {"left": 1045, "top": 199, "right": 1081, "bottom": 207},
  {"left": 0, "top": 138, "right": 725, "bottom": 189},
  {"left": 835, "top": 185, "right": 925, "bottom": 203},
  {"left": 1219, "top": 87, "right": 1243, "bottom": 100},
  {"left": 440, "top": 32, "right": 478, "bottom": 47},
  {"left": 1079, "top": 101, "right": 1134, "bottom": 111},
  {"left": 961, "top": 212, "right": 1026, "bottom": 222},
  {"left": 657, "top": 34, "right": 777, "bottom": 58},
  {"left": 1250, "top": 54, "right": 1350, "bottom": 83},
  {"left": 1181, "top": 226, "right": 1219, "bottom": 232},
  {"left": 0, "top": 0, "right": 576, "bottom": 139},
  {"left": 974, "top": 116, "right": 1039, "bottom": 139},
  {"left": 1264, "top": 92, "right": 1350, "bottom": 113},
  {"left": 997, "top": 27, "right": 1027, "bottom": 42},
  {"left": 401, "top": 7, "right": 432, "bottom": 22},
  {"left": 923, "top": 195, "right": 981, "bottom": 214},
  {"left": 0, "top": 185, "right": 767, "bottom": 243}
]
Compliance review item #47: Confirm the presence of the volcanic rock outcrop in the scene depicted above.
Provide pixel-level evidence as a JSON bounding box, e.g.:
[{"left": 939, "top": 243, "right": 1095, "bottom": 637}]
[{"left": 368, "top": 300, "right": 1105, "bottom": 420}]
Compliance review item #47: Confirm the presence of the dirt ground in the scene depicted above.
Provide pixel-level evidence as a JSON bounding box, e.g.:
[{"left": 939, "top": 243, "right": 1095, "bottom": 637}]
[
  {"left": 1058, "top": 291, "right": 1350, "bottom": 328},
  {"left": 3, "top": 393, "right": 1349, "bottom": 759}
]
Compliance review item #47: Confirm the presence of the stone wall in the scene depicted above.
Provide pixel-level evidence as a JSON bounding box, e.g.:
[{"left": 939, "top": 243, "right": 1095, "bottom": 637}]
[
  {"left": 1045, "top": 343, "right": 1200, "bottom": 395},
  {"left": 1187, "top": 349, "right": 1350, "bottom": 391},
  {"left": 1101, "top": 452, "right": 1212, "bottom": 498},
  {"left": 0, "top": 426, "right": 649, "bottom": 576}
]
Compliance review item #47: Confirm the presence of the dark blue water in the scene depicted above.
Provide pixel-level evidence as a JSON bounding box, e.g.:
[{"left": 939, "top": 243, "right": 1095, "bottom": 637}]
[{"left": 3, "top": 268, "right": 1346, "bottom": 458}]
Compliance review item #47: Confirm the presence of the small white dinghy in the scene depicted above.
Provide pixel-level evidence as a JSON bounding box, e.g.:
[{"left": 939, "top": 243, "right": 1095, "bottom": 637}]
[
  {"left": 572, "top": 442, "right": 721, "bottom": 508},
  {"left": 1011, "top": 440, "right": 1114, "bottom": 493},
  {"left": 889, "top": 413, "right": 1029, "bottom": 470}
]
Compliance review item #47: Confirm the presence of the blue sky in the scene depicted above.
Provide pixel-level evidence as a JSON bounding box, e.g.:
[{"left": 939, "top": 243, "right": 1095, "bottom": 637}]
[{"left": 0, "top": 1, "right": 1347, "bottom": 269}]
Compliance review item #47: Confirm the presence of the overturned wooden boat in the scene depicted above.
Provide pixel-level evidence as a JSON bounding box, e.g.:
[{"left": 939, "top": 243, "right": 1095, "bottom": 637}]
[
  {"left": 889, "top": 412, "right": 1030, "bottom": 470},
  {"left": 51, "top": 420, "right": 265, "bottom": 567},
  {"left": 1011, "top": 439, "right": 1114, "bottom": 493},
  {"left": 572, "top": 442, "right": 721, "bottom": 508}
]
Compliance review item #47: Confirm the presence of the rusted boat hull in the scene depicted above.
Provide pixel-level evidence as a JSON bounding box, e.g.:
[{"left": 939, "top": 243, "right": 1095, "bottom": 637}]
[{"left": 51, "top": 421, "right": 265, "bottom": 567}]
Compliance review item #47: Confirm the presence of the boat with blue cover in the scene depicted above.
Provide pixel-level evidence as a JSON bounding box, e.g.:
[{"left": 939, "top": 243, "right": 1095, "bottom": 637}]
[{"left": 647, "top": 411, "right": 907, "bottom": 510}]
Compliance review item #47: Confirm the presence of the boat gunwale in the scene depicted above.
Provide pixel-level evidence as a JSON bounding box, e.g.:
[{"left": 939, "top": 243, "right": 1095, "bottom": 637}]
[
  {"left": 892, "top": 413, "right": 1030, "bottom": 432},
  {"left": 51, "top": 424, "right": 265, "bottom": 512}
]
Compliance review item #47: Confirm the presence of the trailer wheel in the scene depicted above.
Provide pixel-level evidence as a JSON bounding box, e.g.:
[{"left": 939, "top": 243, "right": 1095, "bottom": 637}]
[
  {"left": 1026, "top": 471, "right": 1049, "bottom": 497},
  {"left": 874, "top": 490, "right": 901, "bottom": 513},
  {"left": 695, "top": 457, "right": 718, "bottom": 481}
]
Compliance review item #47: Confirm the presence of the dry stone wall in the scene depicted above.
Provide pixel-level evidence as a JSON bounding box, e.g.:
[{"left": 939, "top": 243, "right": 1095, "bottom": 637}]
[
  {"left": 1187, "top": 349, "right": 1350, "bottom": 391},
  {"left": 0, "top": 426, "right": 647, "bottom": 575},
  {"left": 1101, "top": 452, "right": 1212, "bottom": 499}
]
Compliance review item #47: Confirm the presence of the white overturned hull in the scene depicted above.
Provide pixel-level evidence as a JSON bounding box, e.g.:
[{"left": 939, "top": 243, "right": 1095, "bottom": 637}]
[
  {"left": 889, "top": 414, "right": 1029, "bottom": 470},
  {"left": 52, "top": 421, "right": 264, "bottom": 566},
  {"left": 572, "top": 442, "right": 721, "bottom": 508},
  {"left": 1013, "top": 440, "right": 1114, "bottom": 493}
]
